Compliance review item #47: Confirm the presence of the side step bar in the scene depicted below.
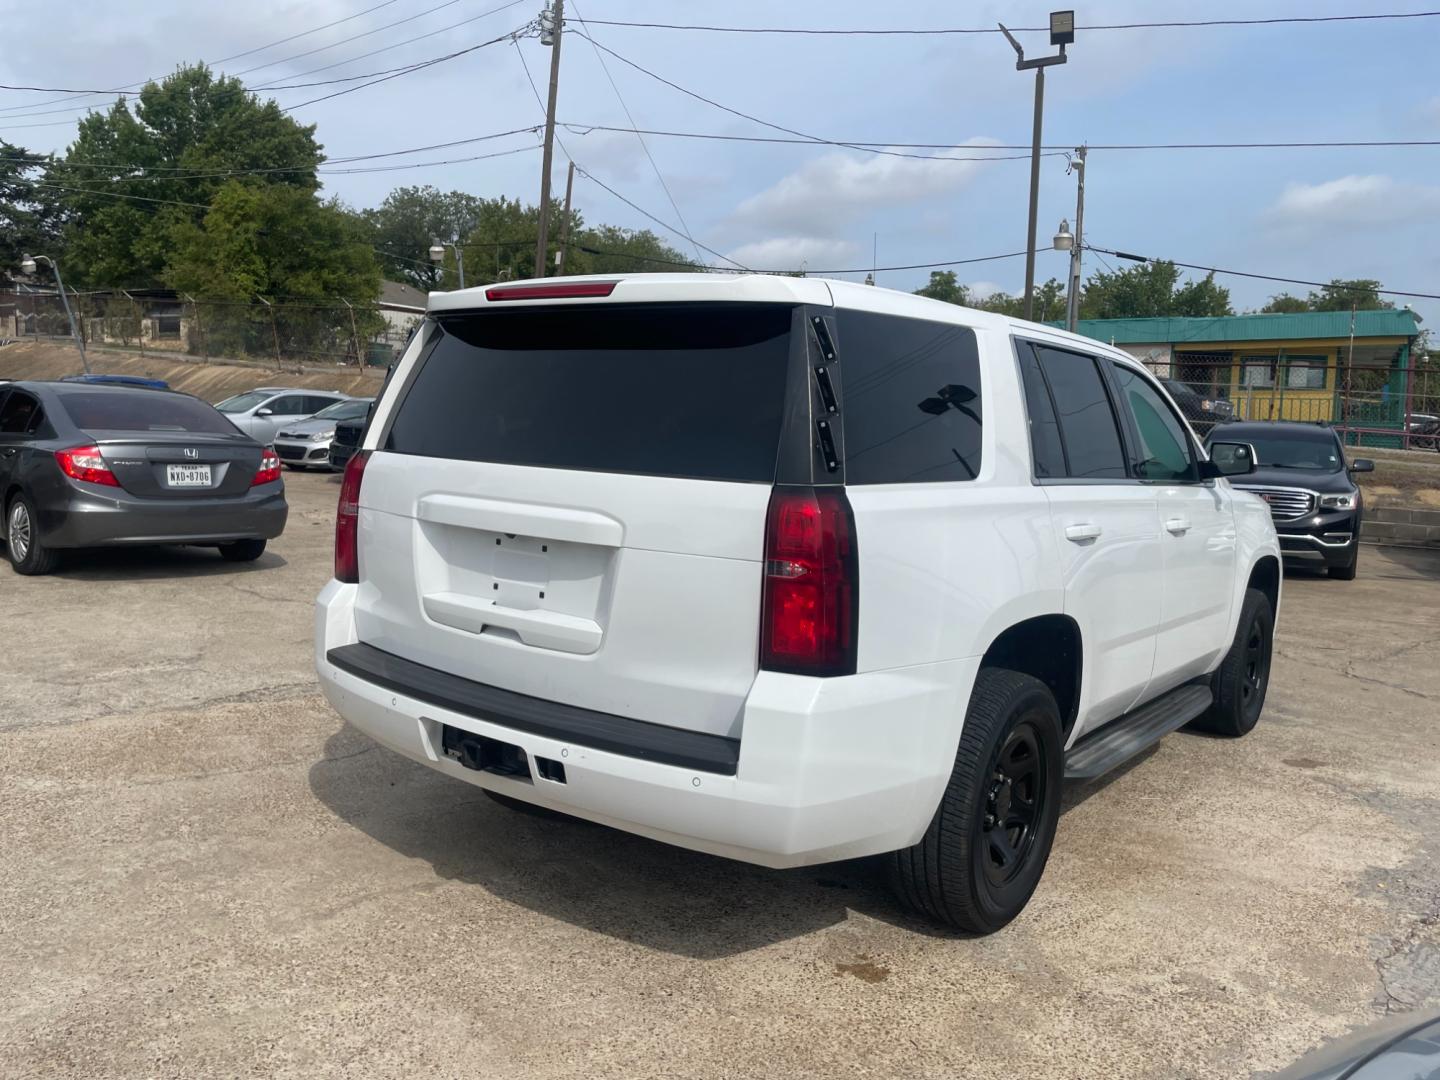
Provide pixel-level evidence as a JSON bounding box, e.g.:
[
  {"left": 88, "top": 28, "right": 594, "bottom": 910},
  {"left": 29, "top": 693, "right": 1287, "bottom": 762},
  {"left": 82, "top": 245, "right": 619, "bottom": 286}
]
[{"left": 1064, "top": 683, "right": 1214, "bottom": 781}]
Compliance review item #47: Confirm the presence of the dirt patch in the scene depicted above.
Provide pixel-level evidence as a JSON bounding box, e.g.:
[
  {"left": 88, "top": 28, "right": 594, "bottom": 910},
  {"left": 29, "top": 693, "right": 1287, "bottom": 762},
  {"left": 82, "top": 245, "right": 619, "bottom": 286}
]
[
  {"left": 835, "top": 959, "right": 891, "bottom": 984},
  {"left": 0, "top": 340, "right": 384, "bottom": 404}
]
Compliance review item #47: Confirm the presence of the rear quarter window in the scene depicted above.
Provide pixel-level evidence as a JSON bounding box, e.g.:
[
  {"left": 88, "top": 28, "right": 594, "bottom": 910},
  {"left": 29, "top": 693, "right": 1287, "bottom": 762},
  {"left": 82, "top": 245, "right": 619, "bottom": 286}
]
[
  {"left": 835, "top": 310, "right": 982, "bottom": 483},
  {"left": 57, "top": 392, "right": 240, "bottom": 435},
  {"left": 384, "top": 304, "right": 794, "bottom": 483}
]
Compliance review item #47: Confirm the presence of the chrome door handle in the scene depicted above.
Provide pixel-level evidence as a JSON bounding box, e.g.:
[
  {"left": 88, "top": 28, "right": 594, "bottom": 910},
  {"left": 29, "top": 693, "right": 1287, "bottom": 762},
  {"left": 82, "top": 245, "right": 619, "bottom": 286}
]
[
  {"left": 1165, "top": 517, "right": 1192, "bottom": 535},
  {"left": 1065, "top": 523, "right": 1102, "bottom": 542}
]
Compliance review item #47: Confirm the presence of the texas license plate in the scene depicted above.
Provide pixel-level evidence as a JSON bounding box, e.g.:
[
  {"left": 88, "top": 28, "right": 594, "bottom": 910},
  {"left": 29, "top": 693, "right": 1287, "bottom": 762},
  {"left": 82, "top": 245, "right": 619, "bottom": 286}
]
[{"left": 166, "top": 463, "right": 211, "bottom": 487}]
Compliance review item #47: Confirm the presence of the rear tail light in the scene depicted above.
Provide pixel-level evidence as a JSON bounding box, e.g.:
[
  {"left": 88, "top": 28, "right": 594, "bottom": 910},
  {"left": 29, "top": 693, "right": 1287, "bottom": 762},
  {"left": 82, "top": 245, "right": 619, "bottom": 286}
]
[
  {"left": 334, "top": 449, "right": 371, "bottom": 583},
  {"left": 251, "top": 447, "right": 282, "bottom": 487},
  {"left": 760, "top": 486, "right": 858, "bottom": 676},
  {"left": 54, "top": 444, "right": 119, "bottom": 487}
]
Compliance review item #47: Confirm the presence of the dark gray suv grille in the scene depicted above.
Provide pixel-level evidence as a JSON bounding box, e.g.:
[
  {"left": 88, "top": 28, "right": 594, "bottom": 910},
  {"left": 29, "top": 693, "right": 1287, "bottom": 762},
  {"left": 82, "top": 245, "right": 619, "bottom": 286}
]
[{"left": 1234, "top": 486, "right": 1315, "bottom": 522}]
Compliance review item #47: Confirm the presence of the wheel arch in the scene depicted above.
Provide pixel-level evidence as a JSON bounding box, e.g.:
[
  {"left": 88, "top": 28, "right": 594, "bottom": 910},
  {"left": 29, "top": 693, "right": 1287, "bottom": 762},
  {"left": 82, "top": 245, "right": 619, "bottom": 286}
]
[
  {"left": 1247, "top": 555, "right": 1281, "bottom": 616},
  {"left": 979, "top": 613, "right": 1083, "bottom": 737}
]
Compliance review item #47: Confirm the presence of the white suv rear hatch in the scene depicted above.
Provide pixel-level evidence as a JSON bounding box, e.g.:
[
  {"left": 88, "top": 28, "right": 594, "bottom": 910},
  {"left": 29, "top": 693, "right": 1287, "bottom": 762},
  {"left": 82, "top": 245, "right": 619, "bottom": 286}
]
[{"left": 354, "top": 299, "right": 804, "bottom": 740}]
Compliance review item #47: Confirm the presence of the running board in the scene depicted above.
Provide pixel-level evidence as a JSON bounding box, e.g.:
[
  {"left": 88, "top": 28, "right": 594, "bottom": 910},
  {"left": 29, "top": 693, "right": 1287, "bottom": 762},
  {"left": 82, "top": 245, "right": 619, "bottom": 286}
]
[{"left": 1064, "top": 684, "right": 1214, "bottom": 781}]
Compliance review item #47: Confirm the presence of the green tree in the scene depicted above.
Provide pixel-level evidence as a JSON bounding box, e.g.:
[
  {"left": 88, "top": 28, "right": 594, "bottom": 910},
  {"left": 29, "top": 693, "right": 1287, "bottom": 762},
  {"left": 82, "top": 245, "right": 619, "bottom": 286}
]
[
  {"left": 914, "top": 270, "right": 971, "bottom": 306},
  {"left": 362, "top": 185, "right": 486, "bottom": 289},
  {"left": 1079, "top": 260, "right": 1232, "bottom": 319},
  {"left": 977, "top": 279, "right": 1067, "bottom": 322},
  {"left": 165, "top": 181, "right": 381, "bottom": 358},
  {"left": 56, "top": 65, "right": 322, "bottom": 286},
  {"left": 572, "top": 223, "right": 693, "bottom": 274},
  {"left": 0, "top": 141, "right": 62, "bottom": 277},
  {"left": 1260, "top": 293, "right": 1310, "bottom": 314},
  {"left": 1305, "top": 279, "right": 1392, "bottom": 312}
]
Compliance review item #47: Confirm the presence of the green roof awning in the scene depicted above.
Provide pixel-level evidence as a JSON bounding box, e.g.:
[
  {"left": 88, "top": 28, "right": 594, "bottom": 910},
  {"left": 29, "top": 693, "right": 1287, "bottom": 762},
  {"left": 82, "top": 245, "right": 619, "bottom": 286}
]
[{"left": 1049, "top": 309, "right": 1422, "bottom": 345}]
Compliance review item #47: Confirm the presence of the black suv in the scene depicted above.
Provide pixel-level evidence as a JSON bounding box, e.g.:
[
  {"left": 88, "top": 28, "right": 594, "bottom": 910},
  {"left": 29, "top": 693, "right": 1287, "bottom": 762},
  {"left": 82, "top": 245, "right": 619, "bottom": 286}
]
[{"left": 1204, "top": 421, "right": 1372, "bottom": 579}]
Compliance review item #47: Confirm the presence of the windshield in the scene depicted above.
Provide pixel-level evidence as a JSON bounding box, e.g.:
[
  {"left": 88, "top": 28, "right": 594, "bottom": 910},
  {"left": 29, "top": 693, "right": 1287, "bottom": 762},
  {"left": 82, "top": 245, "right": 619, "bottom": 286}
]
[
  {"left": 1222, "top": 432, "right": 1343, "bottom": 472},
  {"left": 313, "top": 399, "right": 370, "bottom": 421},
  {"left": 216, "top": 391, "right": 271, "bottom": 414}
]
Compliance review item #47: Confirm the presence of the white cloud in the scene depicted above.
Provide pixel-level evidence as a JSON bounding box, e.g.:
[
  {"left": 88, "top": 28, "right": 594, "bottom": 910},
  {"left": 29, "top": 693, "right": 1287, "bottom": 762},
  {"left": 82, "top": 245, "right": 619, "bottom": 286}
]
[
  {"left": 731, "top": 140, "right": 1000, "bottom": 235},
  {"left": 1423, "top": 96, "right": 1440, "bottom": 126},
  {"left": 1263, "top": 175, "right": 1440, "bottom": 231},
  {"left": 726, "top": 237, "right": 859, "bottom": 273},
  {"left": 966, "top": 280, "right": 1005, "bottom": 300}
]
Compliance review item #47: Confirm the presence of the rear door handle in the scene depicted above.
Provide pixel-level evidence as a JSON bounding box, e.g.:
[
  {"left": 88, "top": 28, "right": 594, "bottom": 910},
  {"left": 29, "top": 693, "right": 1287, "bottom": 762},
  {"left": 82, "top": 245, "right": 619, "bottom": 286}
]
[
  {"left": 1065, "top": 523, "right": 1102, "bottom": 542},
  {"left": 0, "top": 448, "right": 15, "bottom": 458},
  {"left": 1165, "top": 517, "right": 1192, "bottom": 535}
]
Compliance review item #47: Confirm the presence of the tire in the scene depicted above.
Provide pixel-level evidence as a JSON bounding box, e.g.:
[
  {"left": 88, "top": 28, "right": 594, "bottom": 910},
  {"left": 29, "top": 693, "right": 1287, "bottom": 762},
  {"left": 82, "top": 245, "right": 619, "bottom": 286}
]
[
  {"left": 218, "top": 538, "right": 267, "bottom": 562},
  {"left": 888, "top": 669, "right": 1064, "bottom": 934},
  {"left": 1328, "top": 550, "right": 1359, "bottom": 580},
  {"left": 5, "top": 492, "right": 59, "bottom": 575},
  {"left": 1193, "top": 588, "right": 1273, "bottom": 737}
]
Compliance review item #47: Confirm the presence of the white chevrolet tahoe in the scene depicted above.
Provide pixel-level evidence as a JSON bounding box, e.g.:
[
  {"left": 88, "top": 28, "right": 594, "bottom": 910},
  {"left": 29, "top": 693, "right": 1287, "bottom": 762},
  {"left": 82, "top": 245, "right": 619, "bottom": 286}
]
[{"left": 315, "top": 274, "right": 1281, "bottom": 933}]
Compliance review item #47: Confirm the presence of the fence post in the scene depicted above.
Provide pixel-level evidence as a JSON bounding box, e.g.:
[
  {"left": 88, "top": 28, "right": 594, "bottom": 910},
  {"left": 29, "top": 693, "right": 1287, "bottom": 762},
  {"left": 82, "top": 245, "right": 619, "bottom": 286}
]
[
  {"left": 342, "top": 299, "right": 360, "bottom": 367},
  {"left": 184, "top": 293, "right": 207, "bottom": 362},
  {"left": 259, "top": 296, "right": 282, "bottom": 369}
]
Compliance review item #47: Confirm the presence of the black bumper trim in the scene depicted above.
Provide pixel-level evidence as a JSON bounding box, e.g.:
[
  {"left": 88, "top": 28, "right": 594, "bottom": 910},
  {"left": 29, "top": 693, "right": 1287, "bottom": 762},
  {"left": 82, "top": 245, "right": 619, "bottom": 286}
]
[{"left": 326, "top": 642, "right": 741, "bottom": 775}]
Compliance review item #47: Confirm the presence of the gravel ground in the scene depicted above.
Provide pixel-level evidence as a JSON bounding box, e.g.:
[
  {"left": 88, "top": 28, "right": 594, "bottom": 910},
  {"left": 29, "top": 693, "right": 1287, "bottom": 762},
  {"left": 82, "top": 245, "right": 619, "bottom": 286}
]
[{"left": 2, "top": 469, "right": 1437, "bottom": 1079}]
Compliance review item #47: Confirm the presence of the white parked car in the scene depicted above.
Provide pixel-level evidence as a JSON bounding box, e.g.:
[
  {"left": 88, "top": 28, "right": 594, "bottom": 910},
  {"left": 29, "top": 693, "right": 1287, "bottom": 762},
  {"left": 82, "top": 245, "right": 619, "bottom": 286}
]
[
  {"left": 216, "top": 387, "right": 349, "bottom": 444},
  {"left": 315, "top": 274, "right": 1281, "bottom": 933}
]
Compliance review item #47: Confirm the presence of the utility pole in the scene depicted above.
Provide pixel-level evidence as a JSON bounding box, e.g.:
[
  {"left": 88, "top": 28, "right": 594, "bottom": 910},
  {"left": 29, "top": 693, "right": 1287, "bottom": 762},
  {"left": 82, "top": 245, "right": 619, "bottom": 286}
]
[
  {"left": 999, "top": 11, "right": 1074, "bottom": 321},
  {"left": 1065, "top": 145, "right": 1086, "bottom": 332},
  {"left": 555, "top": 160, "right": 576, "bottom": 274},
  {"left": 534, "top": 0, "right": 565, "bottom": 277}
]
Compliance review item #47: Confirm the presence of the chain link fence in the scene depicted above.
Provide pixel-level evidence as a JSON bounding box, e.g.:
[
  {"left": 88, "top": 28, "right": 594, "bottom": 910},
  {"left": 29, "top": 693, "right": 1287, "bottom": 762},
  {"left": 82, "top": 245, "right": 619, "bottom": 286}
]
[{"left": 1, "top": 289, "right": 420, "bottom": 370}]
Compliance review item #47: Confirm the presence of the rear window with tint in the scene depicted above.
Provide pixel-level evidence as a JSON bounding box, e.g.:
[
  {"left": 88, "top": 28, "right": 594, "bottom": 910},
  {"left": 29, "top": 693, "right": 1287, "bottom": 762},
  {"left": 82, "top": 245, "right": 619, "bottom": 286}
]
[
  {"left": 836, "top": 310, "right": 983, "bottom": 483},
  {"left": 385, "top": 304, "right": 794, "bottom": 482},
  {"left": 57, "top": 391, "right": 240, "bottom": 435}
]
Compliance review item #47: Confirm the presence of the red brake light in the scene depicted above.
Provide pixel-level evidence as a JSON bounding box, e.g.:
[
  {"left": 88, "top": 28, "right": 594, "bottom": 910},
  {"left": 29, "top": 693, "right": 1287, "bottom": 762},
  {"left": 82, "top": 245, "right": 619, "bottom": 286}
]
[
  {"left": 334, "top": 449, "right": 371, "bottom": 583},
  {"left": 251, "top": 447, "right": 282, "bottom": 487},
  {"left": 484, "top": 281, "right": 617, "bottom": 302},
  {"left": 760, "top": 487, "right": 858, "bottom": 676},
  {"left": 54, "top": 444, "right": 119, "bottom": 487}
]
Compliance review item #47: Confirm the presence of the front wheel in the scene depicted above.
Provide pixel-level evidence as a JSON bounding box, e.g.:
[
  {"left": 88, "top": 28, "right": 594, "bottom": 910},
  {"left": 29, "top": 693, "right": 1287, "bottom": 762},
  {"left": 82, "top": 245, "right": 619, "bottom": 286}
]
[
  {"left": 888, "top": 668, "right": 1063, "bottom": 934},
  {"left": 1328, "top": 549, "right": 1359, "bottom": 580},
  {"left": 1192, "top": 588, "right": 1273, "bottom": 737}
]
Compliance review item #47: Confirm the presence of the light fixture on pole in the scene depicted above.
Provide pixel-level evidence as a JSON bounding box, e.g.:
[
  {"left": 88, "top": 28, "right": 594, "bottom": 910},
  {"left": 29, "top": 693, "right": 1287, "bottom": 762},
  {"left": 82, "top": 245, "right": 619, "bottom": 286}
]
[
  {"left": 20, "top": 252, "right": 89, "bottom": 373},
  {"left": 999, "top": 10, "right": 1074, "bottom": 322},
  {"left": 1061, "top": 144, "right": 1086, "bottom": 332},
  {"left": 1052, "top": 219, "right": 1074, "bottom": 252},
  {"left": 428, "top": 240, "right": 466, "bottom": 289}
]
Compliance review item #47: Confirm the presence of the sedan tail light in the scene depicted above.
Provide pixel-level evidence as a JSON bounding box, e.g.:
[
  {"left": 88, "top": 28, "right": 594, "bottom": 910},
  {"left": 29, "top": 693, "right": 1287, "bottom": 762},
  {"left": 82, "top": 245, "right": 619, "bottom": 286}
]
[
  {"left": 54, "top": 444, "right": 120, "bottom": 487},
  {"left": 251, "top": 447, "right": 282, "bottom": 487},
  {"left": 759, "top": 486, "right": 858, "bottom": 677},
  {"left": 334, "top": 449, "right": 371, "bottom": 583}
]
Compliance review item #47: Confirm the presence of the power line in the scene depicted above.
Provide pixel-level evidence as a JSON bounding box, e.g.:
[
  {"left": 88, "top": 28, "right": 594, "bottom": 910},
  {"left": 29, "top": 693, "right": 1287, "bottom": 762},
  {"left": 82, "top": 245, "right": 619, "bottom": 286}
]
[
  {"left": 1086, "top": 245, "right": 1440, "bottom": 302},
  {"left": 569, "top": 30, "right": 1020, "bottom": 163},
  {"left": 562, "top": 123, "right": 1061, "bottom": 161},
  {"left": 0, "top": 0, "right": 407, "bottom": 116},
  {"left": 576, "top": 11, "right": 1440, "bottom": 35},
  {"left": 567, "top": 0, "right": 703, "bottom": 264}
]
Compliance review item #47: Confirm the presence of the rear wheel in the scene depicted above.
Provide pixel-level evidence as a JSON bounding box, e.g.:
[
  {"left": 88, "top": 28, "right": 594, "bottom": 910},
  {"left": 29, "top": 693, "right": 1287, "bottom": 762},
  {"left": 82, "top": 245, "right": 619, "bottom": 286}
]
[
  {"left": 5, "top": 493, "right": 59, "bottom": 575},
  {"left": 888, "top": 669, "right": 1063, "bottom": 934},
  {"left": 1192, "top": 588, "right": 1273, "bottom": 736},
  {"left": 218, "top": 538, "right": 267, "bottom": 562}
]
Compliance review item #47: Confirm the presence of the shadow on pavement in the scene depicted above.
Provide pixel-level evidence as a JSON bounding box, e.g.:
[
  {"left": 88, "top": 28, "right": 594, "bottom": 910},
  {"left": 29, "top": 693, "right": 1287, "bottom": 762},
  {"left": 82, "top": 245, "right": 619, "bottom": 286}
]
[
  {"left": 36, "top": 544, "right": 287, "bottom": 581},
  {"left": 310, "top": 722, "right": 1141, "bottom": 958}
]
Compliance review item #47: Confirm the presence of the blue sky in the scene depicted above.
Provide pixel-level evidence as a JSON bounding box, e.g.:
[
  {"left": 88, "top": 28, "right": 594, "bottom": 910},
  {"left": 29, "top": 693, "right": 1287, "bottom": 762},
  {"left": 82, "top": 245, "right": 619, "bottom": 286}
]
[{"left": 3, "top": 0, "right": 1437, "bottom": 321}]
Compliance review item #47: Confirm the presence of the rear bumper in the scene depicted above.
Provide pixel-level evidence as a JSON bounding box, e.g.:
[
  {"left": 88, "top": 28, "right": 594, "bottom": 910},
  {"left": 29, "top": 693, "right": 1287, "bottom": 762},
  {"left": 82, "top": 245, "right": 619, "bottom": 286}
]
[
  {"left": 38, "top": 480, "right": 289, "bottom": 548},
  {"left": 314, "top": 580, "right": 976, "bottom": 868}
]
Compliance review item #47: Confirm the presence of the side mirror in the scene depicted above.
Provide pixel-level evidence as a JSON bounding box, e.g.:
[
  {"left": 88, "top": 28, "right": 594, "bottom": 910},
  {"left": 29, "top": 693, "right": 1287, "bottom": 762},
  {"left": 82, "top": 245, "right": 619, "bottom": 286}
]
[
  {"left": 1349, "top": 458, "right": 1375, "bottom": 473},
  {"left": 255, "top": 407, "right": 274, "bottom": 417},
  {"left": 1201, "top": 441, "right": 1258, "bottom": 478}
]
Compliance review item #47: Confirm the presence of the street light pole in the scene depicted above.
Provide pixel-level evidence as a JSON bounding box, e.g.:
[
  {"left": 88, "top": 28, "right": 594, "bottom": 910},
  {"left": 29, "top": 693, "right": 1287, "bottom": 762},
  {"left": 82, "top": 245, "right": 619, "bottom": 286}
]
[
  {"left": 428, "top": 241, "right": 466, "bottom": 289},
  {"left": 21, "top": 253, "right": 88, "bottom": 373},
  {"left": 999, "top": 12, "right": 1074, "bottom": 322},
  {"left": 534, "top": 0, "right": 565, "bottom": 277},
  {"left": 1066, "top": 145, "right": 1086, "bottom": 332}
]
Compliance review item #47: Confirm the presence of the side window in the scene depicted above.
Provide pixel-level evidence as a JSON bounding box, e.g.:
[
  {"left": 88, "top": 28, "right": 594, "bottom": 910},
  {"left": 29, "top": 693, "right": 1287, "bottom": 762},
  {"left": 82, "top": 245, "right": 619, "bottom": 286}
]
[
  {"left": 1109, "top": 363, "right": 1196, "bottom": 481},
  {"left": 1032, "top": 346, "right": 1128, "bottom": 479},
  {"left": 268, "top": 395, "right": 308, "bottom": 415},
  {"left": 307, "top": 395, "right": 340, "bottom": 414},
  {"left": 837, "top": 310, "right": 983, "bottom": 483},
  {"left": 0, "top": 391, "right": 42, "bottom": 435},
  {"left": 1017, "top": 344, "right": 1067, "bottom": 478}
]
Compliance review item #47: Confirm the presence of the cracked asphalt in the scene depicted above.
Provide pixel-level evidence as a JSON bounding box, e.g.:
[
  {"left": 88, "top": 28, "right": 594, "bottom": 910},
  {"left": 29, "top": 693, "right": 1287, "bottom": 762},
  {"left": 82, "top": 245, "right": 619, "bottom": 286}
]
[{"left": 2, "top": 470, "right": 1438, "bottom": 1079}]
